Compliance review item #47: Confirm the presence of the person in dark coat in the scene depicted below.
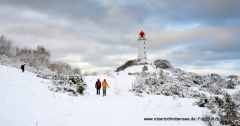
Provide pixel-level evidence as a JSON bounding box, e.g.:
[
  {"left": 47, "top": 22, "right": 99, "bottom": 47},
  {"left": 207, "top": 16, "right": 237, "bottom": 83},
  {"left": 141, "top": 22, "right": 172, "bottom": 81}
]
[
  {"left": 21, "top": 64, "right": 25, "bottom": 73},
  {"left": 95, "top": 79, "right": 101, "bottom": 95}
]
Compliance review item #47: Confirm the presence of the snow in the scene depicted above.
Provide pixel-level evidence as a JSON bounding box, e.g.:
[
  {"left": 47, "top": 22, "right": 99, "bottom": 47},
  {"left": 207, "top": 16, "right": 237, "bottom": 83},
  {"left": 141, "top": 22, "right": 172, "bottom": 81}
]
[
  {"left": 0, "top": 65, "right": 211, "bottom": 126},
  {"left": 224, "top": 85, "right": 240, "bottom": 95},
  {"left": 119, "top": 65, "right": 156, "bottom": 74}
]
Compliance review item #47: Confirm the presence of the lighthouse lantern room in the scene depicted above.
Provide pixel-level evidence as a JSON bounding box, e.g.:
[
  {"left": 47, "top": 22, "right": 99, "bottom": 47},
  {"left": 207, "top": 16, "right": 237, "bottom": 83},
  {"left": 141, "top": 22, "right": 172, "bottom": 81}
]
[{"left": 138, "top": 30, "right": 148, "bottom": 65}]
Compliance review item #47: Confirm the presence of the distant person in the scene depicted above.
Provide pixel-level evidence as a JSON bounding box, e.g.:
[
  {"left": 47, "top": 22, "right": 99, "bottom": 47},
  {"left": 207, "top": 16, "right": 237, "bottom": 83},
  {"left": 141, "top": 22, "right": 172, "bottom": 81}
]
[
  {"left": 102, "top": 79, "right": 110, "bottom": 97},
  {"left": 21, "top": 64, "right": 25, "bottom": 73},
  {"left": 95, "top": 79, "right": 101, "bottom": 95}
]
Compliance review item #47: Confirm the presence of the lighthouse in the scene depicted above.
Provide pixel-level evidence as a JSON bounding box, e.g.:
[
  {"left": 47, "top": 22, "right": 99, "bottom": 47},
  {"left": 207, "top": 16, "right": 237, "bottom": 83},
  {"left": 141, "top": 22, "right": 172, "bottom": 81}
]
[{"left": 138, "top": 30, "right": 148, "bottom": 65}]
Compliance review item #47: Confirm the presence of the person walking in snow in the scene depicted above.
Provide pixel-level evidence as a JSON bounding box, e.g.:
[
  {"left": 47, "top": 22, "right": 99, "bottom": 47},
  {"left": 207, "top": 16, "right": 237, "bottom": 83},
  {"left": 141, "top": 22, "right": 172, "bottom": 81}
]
[
  {"left": 21, "top": 64, "right": 25, "bottom": 73},
  {"left": 102, "top": 79, "right": 110, "bottom": 97},
  {"left": 95, "top": 79, "right": 101, "bottom": 95}
]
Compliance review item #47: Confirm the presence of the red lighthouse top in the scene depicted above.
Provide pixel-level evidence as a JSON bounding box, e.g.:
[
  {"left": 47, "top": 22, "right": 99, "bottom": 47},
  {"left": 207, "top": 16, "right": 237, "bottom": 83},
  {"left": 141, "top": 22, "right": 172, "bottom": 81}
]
[{"left": 139, "top": 30, "right": 145, "bottom": 35}]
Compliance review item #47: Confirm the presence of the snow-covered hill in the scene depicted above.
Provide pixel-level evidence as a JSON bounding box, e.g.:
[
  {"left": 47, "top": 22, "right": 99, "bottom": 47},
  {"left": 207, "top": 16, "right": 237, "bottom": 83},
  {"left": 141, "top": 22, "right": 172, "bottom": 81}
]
[
  {"left": 0, "top": 64, "right": 218, "bottom": 126},
  {"left": 120, "top": 65, "right": 156, "bottom": 73}
]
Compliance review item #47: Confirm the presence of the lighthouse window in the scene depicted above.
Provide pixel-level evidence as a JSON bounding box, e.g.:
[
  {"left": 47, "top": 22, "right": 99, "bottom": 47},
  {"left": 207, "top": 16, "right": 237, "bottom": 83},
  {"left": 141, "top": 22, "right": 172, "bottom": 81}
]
[
  {"left": 144, "top": 47, "right": 145, "bottom": 49},
  {"left": 144, "top": 42, "right": 145, "bottom": 44}
]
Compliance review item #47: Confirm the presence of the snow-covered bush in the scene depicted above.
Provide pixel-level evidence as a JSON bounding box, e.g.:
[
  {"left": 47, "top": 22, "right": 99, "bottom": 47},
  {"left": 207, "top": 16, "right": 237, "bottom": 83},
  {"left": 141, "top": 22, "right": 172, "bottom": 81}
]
[
  {"left": 73, "top": 68, "right": 81, "bottom": 76},
  {"left": 227, "top": 75, "right": 238, "bottom": 89},
  {"left": 227, "top": 80, "right": 236, "bottom": 89},
  {"left": 36, "top": 70, "right": 55, "bottom": 79},
  {"left": 49, "top": 61, "right": 74, "bottom": 77},
  {"left": 131, "top": 71, "right": 202, "bottom": 98},
  {"left": 0, "top": 54, "right": 21, "bottom": 68},
  {"left": 198, "top": 73, "right": 227, "bottom": 95},
  {"left": 202, "top": 111, "right": 215, "bottom": 126},
  {"left": 194, "top": 94, "right": 209, "bottom": 107},
  {"left": 0, "top": 35, "right": 15, "bottom": 57},
  {"left": 142, "top": 65, "right": 148, "bottom": 72},
  {"left": 154, "top": 59, "right": 172, "bottom": 69},
  {"left": 49, "top": 75, "right": 86, "bottom": 96},
  {"left": 232, "top": 91, "right": 240, "bottom": 104},
  {"left": 218, "top": 93, "right": 240, "bottom": 126},
  {"left": 132, "top": 73, "right": 146, "bottom": 93},
  {"left": 77, "top": 84, "right": 86, "bottom": 95},
  {"left": 195, "top": 93, "right": 240, "bottom": 126},
  {"left": 16, "top": 45, "right": 50, "bottom": 71},
  {"left": 115, "top": 59, "right": 137, "bottom": 72}
]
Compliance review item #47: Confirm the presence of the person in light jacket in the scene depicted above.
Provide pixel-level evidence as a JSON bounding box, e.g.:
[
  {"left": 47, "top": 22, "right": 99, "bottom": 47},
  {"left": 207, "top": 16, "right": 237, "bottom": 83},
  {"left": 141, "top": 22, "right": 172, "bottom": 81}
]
[{"left": 102, "top": 79, "right": 110, "bottom": 97}]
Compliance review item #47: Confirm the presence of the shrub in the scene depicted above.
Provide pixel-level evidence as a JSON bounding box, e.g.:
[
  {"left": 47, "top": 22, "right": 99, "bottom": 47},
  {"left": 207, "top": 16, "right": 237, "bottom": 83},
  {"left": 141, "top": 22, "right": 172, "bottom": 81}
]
[
  {"left": 218, "top": 93, "right": 240, "bottom": 126},
  {"left": 128, "top": 73, "right": 132, "bottom": 75},
  {"left": 142, "top": 65, "right": 148, "bottom": 72},
  {"left": 77, "top": 84, "right": 86, "bottom": 95},
  {"left": 196, "top": 94, "right": 209, "bottom": 107},
  {"left": 49, "top": 75, "right": 86, "bottom": 96},
  {"left": 214, "top": 96, "right": 224, "bottom": 108},
  {"left": 232, "top": 91, "right": 240, "bottom": 103},
  {"left": 154, "top": 59, "right": 172, "bottom": 69},
  {"left": 202, "top": 111, "right": 215, "bottom": 126},
  {"left": 196, "top": 93, "right": 240, "bottom": 126},
  {"left": 115, "top": 59, "right": 137, "bottom": 72},
  {"left": 227, "top": 80, "right": 236, "bottom": 89}
]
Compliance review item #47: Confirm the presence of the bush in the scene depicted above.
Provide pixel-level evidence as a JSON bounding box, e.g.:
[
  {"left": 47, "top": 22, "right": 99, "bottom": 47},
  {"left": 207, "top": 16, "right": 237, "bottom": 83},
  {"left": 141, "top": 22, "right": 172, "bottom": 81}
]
[
  {"left": 202, "top": 111, "right": 215, "bottom": 126},
  {"left": 218, "top": 93, "right": 240, "bottom": 126},
  {"left": 232, "top": 91, "right": 240, "bottom": 103},
  {"left": 142, "top": 65, "right": 148, "bottom": 72},
  {"left": 77, "top": 84, "right": 86, "bottom": 95},
  {"left": 227, "top": 80, "right": 236, "bottom": 89},
  {"left": 49, "top": 75, "right": 86, "bottom": 96},
  {"left": 115, "top": 59, "right": 137, "bottom": 72},
  {"left": 196, "top": 93, "right": 240, "bottom": 126},
  {"left": 199, "top": 74, "right": 227, "bottom": 95},
  {"left": 154, "top": 59, "right": 172, "bottom": 69},
  {"left": 195, "top": 94, "right": 209, "bottom": 107},
  {"left": 128, "top": 73, "right": 132, "bottom": 75},
  {"left": 214, "top": 96, "right": 224, "bottom": 108}
]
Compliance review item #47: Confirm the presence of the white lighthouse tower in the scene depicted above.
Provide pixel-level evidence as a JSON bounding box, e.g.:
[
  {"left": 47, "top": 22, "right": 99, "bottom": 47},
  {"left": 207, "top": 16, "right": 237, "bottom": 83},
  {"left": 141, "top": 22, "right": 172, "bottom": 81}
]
[{"left": 138, "top": 30, "right": 148, "bottom": 65}]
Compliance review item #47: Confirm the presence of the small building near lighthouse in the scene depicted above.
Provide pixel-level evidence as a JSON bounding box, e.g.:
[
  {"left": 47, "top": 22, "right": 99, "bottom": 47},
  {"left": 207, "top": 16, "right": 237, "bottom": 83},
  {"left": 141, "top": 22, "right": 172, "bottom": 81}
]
[{"left": 137, "top": 30, "right": 148, "bottom": 65}]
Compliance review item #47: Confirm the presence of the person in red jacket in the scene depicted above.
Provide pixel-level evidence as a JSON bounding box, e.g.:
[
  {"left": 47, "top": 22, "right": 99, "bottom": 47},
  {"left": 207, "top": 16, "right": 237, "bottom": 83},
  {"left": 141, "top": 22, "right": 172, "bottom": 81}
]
[{"left": 95, "top": 79, "right": 101, "bottom": 95}]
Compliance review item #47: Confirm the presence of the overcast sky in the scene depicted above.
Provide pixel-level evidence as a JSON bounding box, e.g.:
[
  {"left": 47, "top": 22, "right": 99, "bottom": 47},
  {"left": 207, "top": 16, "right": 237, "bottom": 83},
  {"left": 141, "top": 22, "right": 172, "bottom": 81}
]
[{"left": 0, "top": 0, "right": 240, "bottom": 76}]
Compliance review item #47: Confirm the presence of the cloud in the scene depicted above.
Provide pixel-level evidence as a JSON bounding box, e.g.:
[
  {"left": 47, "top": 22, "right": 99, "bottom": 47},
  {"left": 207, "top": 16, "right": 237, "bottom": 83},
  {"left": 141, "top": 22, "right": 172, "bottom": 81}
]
[{"left": 0, "top": 0, "right": 240, "bottom": 76}]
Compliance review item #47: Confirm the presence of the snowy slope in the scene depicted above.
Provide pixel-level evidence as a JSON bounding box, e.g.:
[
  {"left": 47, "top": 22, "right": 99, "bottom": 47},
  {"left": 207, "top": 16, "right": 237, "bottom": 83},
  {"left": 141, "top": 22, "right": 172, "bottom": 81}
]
[
  {"left": 119, "top": 65, "right": 156, "bottom": 74},
  {"left": 0, "top": 65, "right": 208, "bottom": 126}
]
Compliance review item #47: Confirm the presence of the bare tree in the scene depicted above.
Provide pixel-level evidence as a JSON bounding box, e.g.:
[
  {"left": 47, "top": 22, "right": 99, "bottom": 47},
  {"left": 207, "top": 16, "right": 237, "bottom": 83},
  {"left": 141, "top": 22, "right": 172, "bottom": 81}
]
[
  {"left": 0, "top": 35, "right": 14, "bottom": 57},
  {"left": 16, "top": 45, "right": 50, "bottom": 70},
  {"left": 91, "top": 71, "right": 98, "bottom": 76},
  {"left": 54, "top": 61, "right": 68, "bottom": 77},
  {"left": 83, "top": 71, "right": 89, "bottom": 76},
  {"left": 73, "top": 68, "right": 81, "bottom": 76},
  {"left": 65, "top": 64, "right": 72, "bottom": 75}
]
